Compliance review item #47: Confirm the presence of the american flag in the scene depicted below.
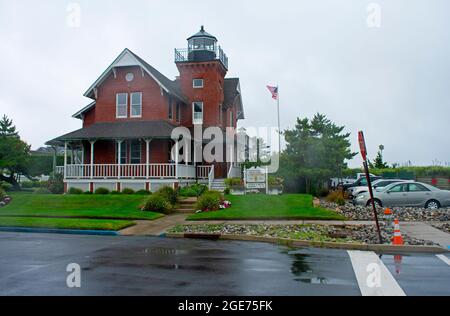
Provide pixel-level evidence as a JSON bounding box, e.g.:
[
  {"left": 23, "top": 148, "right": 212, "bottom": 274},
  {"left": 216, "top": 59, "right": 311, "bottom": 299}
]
[{"left": 267, "top": 85, "right": 279, "bottom": 100}]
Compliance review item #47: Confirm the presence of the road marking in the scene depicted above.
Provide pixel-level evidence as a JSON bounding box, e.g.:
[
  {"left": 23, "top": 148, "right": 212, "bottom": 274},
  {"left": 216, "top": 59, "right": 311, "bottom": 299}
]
[
  {"left": 436, "top": 255, "right": 450, "bottom": 266},
  {"left": 348, "top": 251, "right": 406, "bottom": 296}
]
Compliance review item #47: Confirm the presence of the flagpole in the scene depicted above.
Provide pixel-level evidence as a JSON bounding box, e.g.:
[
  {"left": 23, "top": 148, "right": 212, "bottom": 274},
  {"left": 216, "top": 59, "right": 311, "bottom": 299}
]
[{"left": 277, "top": 85, "right": 281, "bottom": 154}]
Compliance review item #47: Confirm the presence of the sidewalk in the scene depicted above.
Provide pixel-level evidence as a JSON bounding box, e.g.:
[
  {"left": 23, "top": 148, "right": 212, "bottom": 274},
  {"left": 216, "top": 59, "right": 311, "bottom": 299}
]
[
  {"left": 119, "top": 214, "right": 188, "bottom": 236},
  {"left": 401, "top": 222, "right": 450, "bottom": 248}
]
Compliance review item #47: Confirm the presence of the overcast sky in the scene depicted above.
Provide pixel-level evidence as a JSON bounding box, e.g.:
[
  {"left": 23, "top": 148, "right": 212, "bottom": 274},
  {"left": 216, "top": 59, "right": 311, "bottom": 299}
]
[{"left": 1, "top": 0, "right": 449, "bottom": 167}]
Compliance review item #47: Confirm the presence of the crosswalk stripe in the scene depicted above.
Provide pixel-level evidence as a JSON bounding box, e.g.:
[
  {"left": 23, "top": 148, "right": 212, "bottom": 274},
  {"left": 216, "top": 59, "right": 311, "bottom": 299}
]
[
  {"left": 348, "top": 250, "right": 406, "bottom": 296},
  {"left": 436, "top": 254, "right": 450, "bottom": 266}
]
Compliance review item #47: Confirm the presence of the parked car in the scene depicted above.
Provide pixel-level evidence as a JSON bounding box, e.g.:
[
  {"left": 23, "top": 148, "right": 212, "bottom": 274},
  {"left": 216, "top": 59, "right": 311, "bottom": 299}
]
[
  {"left": 353, "top": 182, "right": 450, "bottom": 209},
  {"left": 350, "top": 179, "right": 412, "bottom": 198},
  {"left": 342, "top": 176, "right": 382, "bottom": 192}
]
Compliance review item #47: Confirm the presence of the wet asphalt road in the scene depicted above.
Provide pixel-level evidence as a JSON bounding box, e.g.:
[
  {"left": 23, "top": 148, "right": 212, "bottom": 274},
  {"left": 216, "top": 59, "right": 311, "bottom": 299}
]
[{"left": 0, "top": 232, "right": 449, "bottom": 296}]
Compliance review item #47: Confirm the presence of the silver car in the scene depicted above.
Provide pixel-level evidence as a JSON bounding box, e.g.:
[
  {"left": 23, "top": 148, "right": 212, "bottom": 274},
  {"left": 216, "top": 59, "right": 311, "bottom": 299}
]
[{"left": 353, "top": 181, "right": 450, "bottom": 209}]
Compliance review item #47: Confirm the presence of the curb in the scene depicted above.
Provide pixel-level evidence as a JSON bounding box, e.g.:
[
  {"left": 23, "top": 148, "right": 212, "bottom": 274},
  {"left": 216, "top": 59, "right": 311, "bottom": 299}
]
[
  {"left": 0, "top": 227, "right": 119, "bottom": 236},
  {"left": 165, "top": 233, "right": 448, "bottom": 253}
]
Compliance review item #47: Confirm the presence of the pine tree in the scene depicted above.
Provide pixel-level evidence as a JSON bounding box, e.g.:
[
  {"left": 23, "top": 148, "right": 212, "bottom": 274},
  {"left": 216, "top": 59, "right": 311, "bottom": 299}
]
[{"left": 0, "top": 115, "right": 19, "bottom": 137}]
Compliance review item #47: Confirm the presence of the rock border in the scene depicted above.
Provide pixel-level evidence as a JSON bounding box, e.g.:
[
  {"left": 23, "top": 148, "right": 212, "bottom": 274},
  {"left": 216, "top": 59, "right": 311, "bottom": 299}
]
[{"left": 165, "top": 232, "right": 448, "bottom": 253}]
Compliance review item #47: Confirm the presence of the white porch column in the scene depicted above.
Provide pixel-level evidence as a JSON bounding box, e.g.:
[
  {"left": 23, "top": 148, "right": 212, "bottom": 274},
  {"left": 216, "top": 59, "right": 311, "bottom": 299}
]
[
  {"left": 145, "top": 139, "right": 151, "bottom": 179},
  {"left": 117, "top": 140, "right": 123, "bottom": 180},
  {"left": 64, "top": 142, "right": 68, "bottom": 180},
  {"left": 90, "top": 140, "right": 95, "bottom": 180},
  {"left": 175, "top": 140, "right": 179, "bottom": 180}
]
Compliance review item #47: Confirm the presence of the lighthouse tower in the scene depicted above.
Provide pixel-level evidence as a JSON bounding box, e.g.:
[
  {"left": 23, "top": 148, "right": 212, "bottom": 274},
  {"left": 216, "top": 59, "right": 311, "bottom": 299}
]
[{"left": 175, "top": 26, "right": 229, "bottom": 129}]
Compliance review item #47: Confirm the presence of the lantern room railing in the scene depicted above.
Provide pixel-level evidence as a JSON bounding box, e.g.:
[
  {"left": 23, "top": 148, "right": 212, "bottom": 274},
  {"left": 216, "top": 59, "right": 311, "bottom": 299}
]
[{"left": 175, "top": 46, "right": 228, "bottom": 69}]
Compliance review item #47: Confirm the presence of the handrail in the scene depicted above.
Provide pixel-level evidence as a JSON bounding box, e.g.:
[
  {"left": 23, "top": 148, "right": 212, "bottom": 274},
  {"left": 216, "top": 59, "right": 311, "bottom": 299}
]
[{"left": 208, "top": 165, "right": 215, "bottom": 190}]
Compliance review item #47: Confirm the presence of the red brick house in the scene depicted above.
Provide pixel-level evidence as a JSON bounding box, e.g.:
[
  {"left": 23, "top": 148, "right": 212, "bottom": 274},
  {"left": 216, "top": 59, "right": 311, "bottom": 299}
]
[{"left": 47, "top": 27, "right": 244, "bottom": 193}]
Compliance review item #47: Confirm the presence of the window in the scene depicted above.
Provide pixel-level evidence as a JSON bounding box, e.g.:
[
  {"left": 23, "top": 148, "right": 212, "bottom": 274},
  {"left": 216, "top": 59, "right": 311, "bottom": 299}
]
[
  {"left": 408, "top": 183, "right": 429, "bottom": 192},
  {"left": 168, "top": 97, "right": 173, "bottom": 120},
  {"left": 176, "top": 103, "right": 181, "bottom": 123},
  {"left": 193, "top": 79, "right": 204, "bottom": 88},
  {"left": 116, "top": 93, "right": 128, "bottom": 118},
  {"left": 130, "top": 140, "right": 141, "bottom": 164},
  {"left": 389, "top": 184, "right": 408, "bottom": 193},
  {"left": 130, "top": 92, "right": 142, "bottom": 118},
  {"left": 193, "top": 102, "right": 203, "bottom": 124}
]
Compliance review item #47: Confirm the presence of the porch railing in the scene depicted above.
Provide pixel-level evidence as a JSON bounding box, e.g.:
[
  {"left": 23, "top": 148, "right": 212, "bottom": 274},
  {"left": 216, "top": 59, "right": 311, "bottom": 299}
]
[
  {"left": 227, "top": 163, "right": 241, "bottom": 179},
  {"left": 57, "top": 164, "right": 212, "bottom": 180}
]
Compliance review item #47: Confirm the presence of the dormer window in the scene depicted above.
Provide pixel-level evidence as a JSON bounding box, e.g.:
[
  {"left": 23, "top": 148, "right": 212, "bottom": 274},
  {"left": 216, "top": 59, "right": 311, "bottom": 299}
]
[
  {"left": 193, "top": 79, "right": 204, "bottom": 88},
  {"left": 116, "top": 93, "right": 128, "bottom": 118}
]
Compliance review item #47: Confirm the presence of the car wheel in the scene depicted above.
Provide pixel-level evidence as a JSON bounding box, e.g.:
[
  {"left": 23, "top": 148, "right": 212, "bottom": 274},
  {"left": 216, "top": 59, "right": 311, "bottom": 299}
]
[
  {"left": 367, "top": 199, "right": 382, "bottom": 208},
  {"left": 425, "top": 200, "right": 440, "bottom": 210}
]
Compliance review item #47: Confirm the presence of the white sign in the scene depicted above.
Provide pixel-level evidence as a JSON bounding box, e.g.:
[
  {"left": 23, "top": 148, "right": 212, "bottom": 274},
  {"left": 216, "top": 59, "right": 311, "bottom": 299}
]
[{"left": 245, "top": 167, "right": 267, "bottom": 190}]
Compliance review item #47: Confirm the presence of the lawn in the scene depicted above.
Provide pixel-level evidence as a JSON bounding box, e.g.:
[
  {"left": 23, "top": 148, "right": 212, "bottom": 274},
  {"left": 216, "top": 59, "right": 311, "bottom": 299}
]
[
  {"left": 187, "top": 194, "right": 345, "bottom": 221},
  {"left": 0, "top": 216, "right": 135, "bottom": 231},
  {"left": 0, "top": 193, "right": 163, "bottom": 220}
]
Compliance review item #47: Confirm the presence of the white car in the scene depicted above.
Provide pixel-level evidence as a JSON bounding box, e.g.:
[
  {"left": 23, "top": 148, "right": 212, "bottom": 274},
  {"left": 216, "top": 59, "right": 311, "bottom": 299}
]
[{"left": 350, "top": 179, "right": 412, "bottom": 198}]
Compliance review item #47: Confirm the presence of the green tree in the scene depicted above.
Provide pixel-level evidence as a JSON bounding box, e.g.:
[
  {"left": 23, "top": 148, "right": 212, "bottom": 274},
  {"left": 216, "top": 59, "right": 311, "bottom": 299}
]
[
  {"left": 0, "top": 115, "right": 31, "bottom": 189},
  {"left": 369, "top": 145, "right": 389, "bottom": 169},
  {"left": 278, "top": 113, "right": 356, "bottom": 194}
]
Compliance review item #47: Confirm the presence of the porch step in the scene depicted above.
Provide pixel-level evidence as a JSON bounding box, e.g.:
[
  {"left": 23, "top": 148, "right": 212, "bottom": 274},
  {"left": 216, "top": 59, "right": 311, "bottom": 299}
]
[
  {"left": 174, "top": 198, "right": 198, "bottom": 214},
  {"left": 211, "top": 179, "right": 227, "bottom": 193}
]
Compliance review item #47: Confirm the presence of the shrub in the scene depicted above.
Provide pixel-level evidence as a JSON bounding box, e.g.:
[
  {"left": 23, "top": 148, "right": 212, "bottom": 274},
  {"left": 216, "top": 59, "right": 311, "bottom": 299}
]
[
  {"left": 0, "top": 182, "right": 13, "bottom": 192},
  {"left": 0, "top": 187, "right": 5, "bottom": 200},
  {"left": 196, "top": 191, "right": 223, "bottom": 212},
  {"left": 336, "top": 197, "right": 346, "bottom": 206},
  {"left": 94, "top": 188, "right": 110, "bottom": 195},
  {"left": 179, "top": 184, "right": 208, "bottom": 197},
  {"left": 111, "top": 190, "right": 121, "bottom": 195},
  {"left": 121, "top": 188, "right": 135, "bottom": 195},
  {"left": 224, "top": 187, "right": 230, "bottom": 195},
  {"left": 68, "top": 188, "right": 83, "bottom": 195},
  {"left": 136, "top": 190, "right": 151, "bottom": 195},
  {"left": 326, "top": 190, "right": 348, "bottom": 203},
  {"left": 34, "top": 187, "right": 52, "bottom": 194},
  {"left": 225, "top": 178, "right": 242, "bottom": 187},
  {"left": 142, "top": 194, "right": 171, "bottom": 214},
  {"left": 21, "top": 181, "right": 35, "bottom": 189},
  {"left": 47, "top": 173, "right": 64, "bottom": 194},
  {"left": 157, "top": 186, "right": 178, "bottom": 205}
]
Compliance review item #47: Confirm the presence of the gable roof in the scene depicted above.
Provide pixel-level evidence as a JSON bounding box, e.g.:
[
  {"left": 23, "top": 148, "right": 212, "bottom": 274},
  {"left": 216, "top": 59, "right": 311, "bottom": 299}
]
[
  {"left": 84, "top": 48, "right": 188, "bottom": 103},
  {"left": 223, "top": 78, "right": 244, "bottom": 119},
  {"left": 72, "top": 101, "right": 96, "bottom": 119}
]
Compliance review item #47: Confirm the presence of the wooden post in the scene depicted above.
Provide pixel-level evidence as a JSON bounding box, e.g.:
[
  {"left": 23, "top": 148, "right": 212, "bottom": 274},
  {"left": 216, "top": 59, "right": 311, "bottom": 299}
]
[
  {"left": 64, "top": 142, "right": 68, "bottom": 180},
  {"left": 145, "top": 139, "right": 151, "bottom": 179},
  {"left": 90, "top": 140, "right": 95, "bottom": 180}
]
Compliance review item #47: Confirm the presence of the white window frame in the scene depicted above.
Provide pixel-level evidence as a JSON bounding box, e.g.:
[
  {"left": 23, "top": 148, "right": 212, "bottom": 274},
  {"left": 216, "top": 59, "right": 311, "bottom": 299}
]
[
  {"left": 193, "top": 79, "right": 204, "bottom": 88},
  {"left": 130, "top": 92, "right": 142, "bottom": 118},
  {"left": 192, "top": 102, "right": 204, "bottom": 125},
  {"left": 116, "top": 93, "right": 128, "bottom": 118}
]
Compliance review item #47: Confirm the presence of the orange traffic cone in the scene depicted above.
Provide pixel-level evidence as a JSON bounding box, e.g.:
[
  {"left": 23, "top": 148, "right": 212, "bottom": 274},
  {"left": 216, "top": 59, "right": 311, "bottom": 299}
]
[
  {"left": 384, "top": 208, "right": 393, "bottom": 216},
  {"left": 392, "top": 219, "right": 404, "bottom": 245}
]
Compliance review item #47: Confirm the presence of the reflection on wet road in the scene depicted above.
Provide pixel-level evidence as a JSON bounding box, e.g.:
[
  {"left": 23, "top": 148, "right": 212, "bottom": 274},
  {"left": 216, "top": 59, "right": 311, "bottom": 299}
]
[{"left": 0, "top": 232, "right": 448, "bottom": 296}]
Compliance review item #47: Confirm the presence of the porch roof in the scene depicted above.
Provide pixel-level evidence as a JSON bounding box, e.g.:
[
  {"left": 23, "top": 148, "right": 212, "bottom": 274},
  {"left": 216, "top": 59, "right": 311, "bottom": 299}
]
[{"left": 46, "top": 120, "right": 178, "bottom": 145}]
